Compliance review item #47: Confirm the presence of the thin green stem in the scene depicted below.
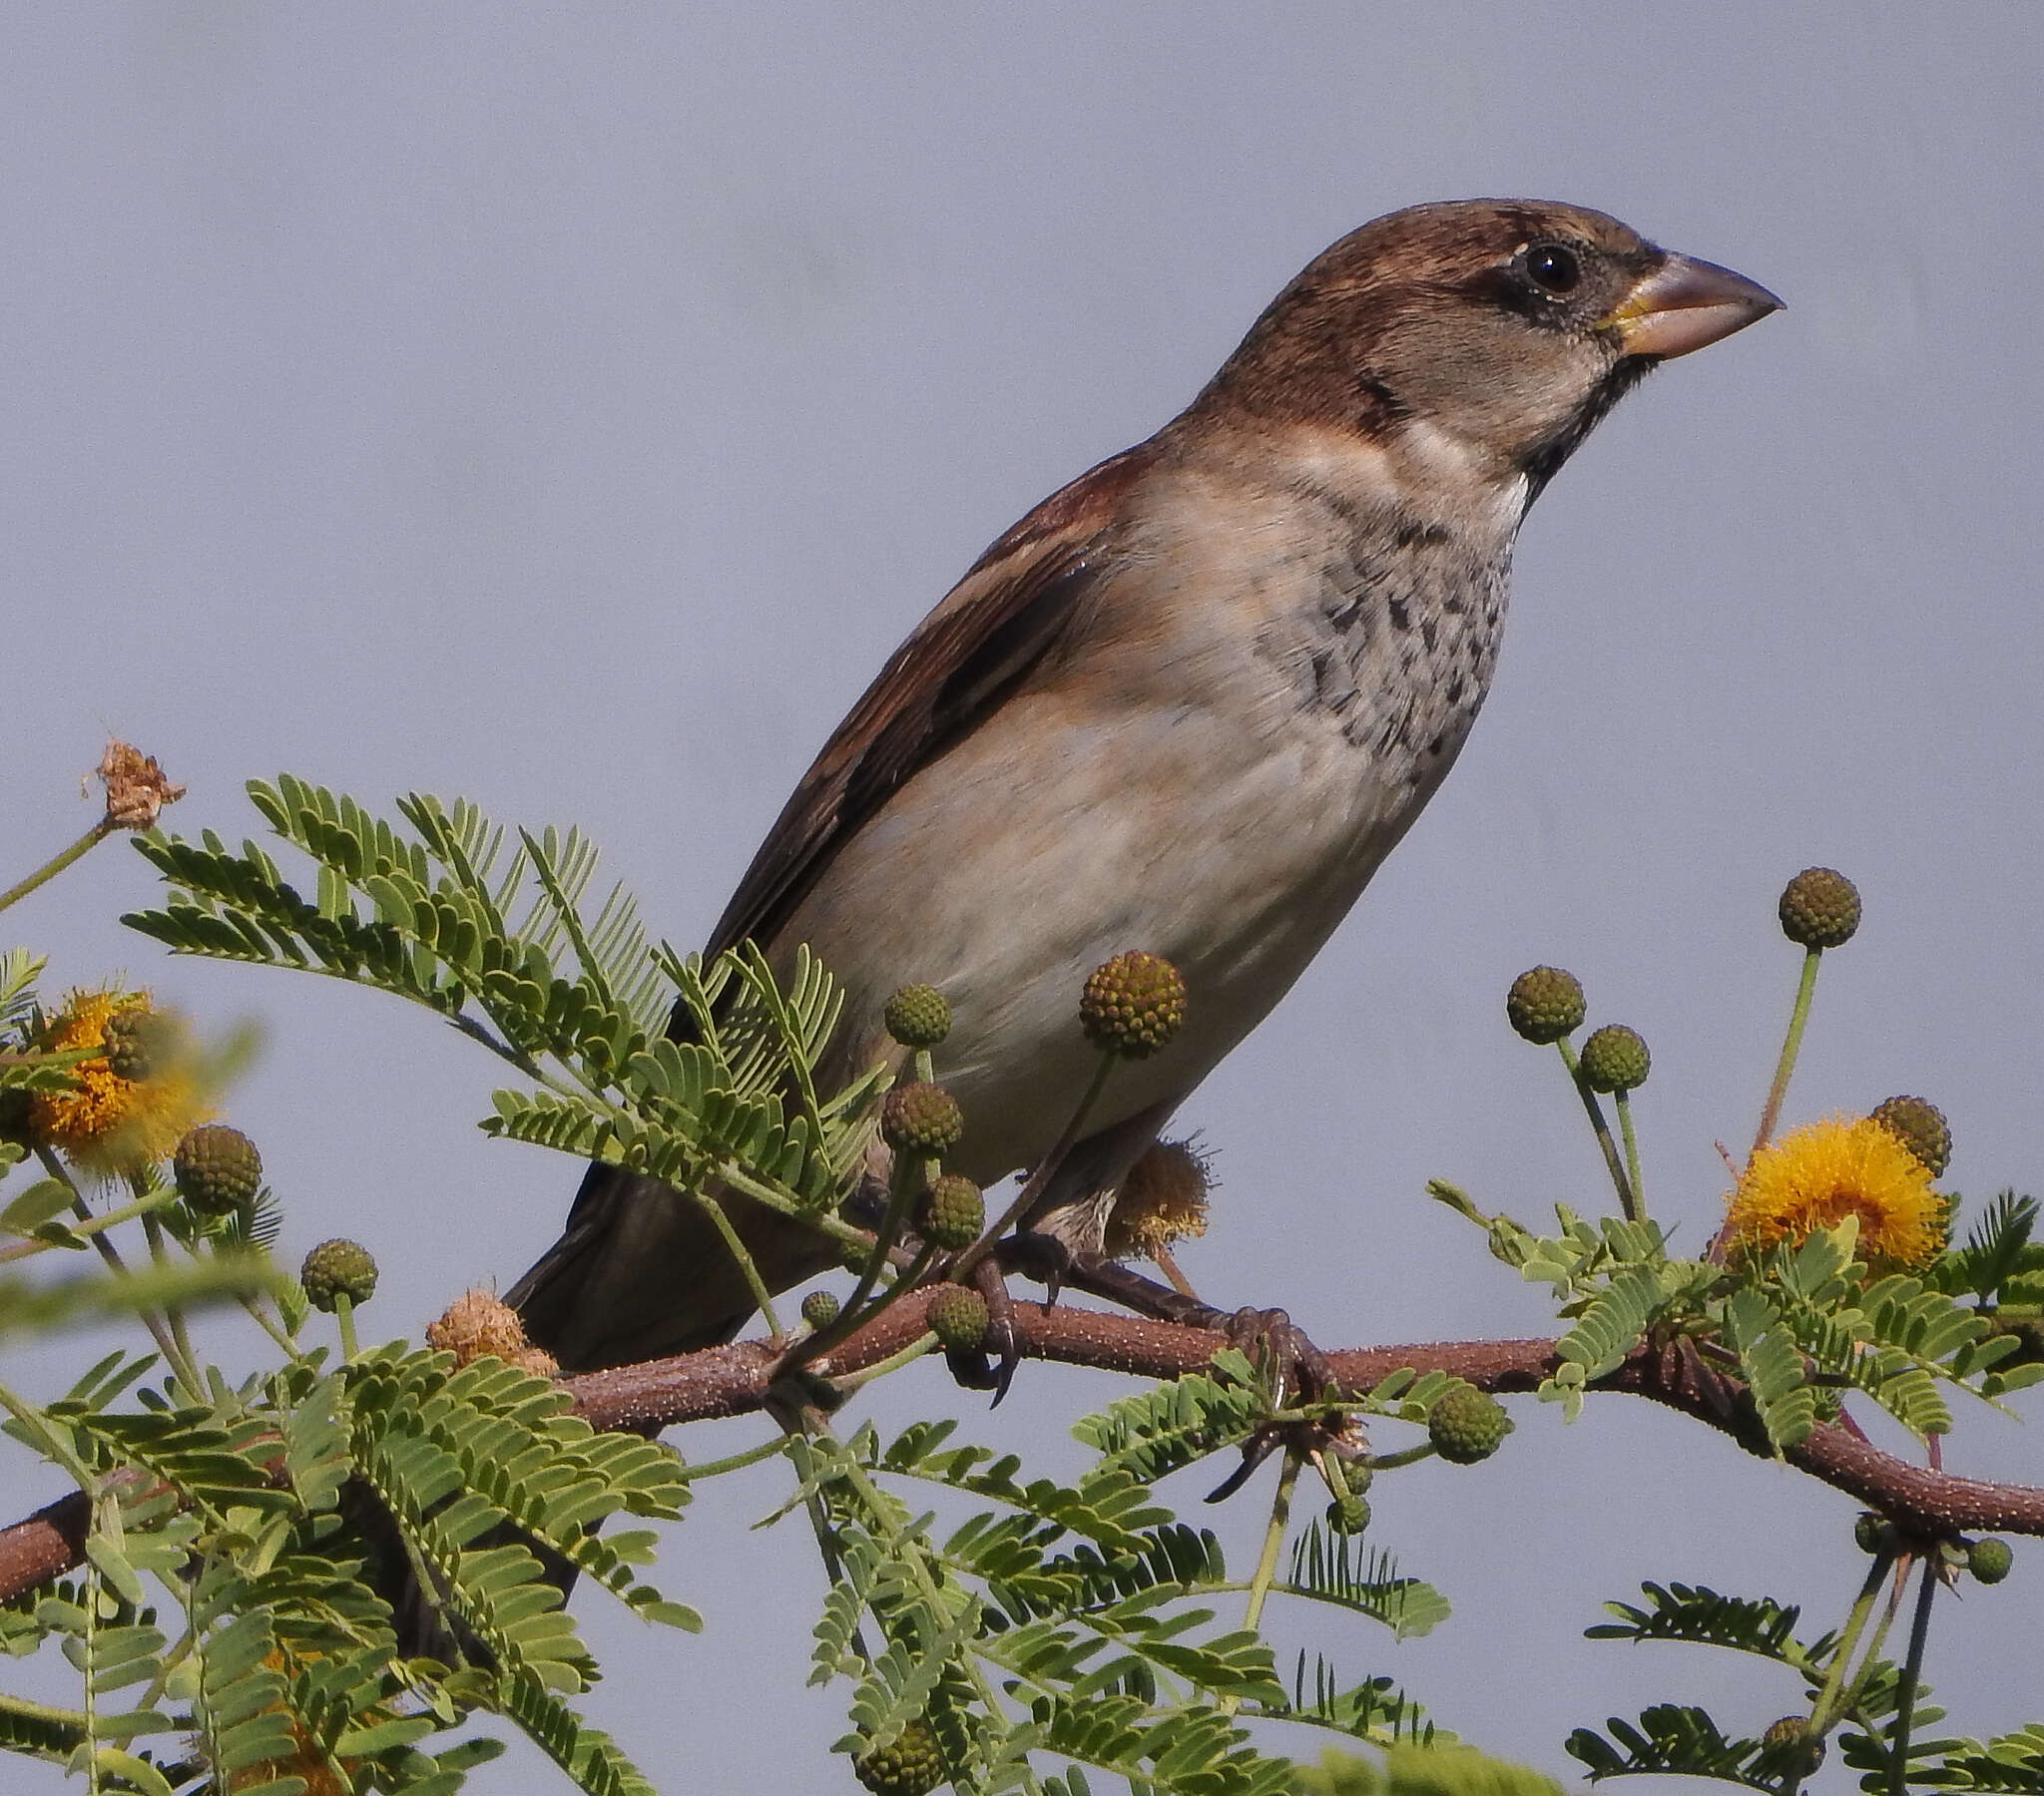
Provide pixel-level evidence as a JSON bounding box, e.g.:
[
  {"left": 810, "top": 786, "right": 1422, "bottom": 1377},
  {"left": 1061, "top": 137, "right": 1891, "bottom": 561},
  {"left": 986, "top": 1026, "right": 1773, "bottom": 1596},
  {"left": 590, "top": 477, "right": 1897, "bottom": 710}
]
[
  {"left": 135, "top": 1624, "right": 197, "bottom": 1715},
  {"left": 885, "top": 1241, "right": 936, "bottom": 1293},
  {"left": 36, "top": 1149, "right": 187, "bottom": 1375},
  {"left": 238, "top": 1293, "right": 302, "bottom": 1358},
  {"left": 833, "top": 1331, "right": 940, "bottom": 1395},
  {"left": 141, "top": 1211, "right": 203, "bottom": 1400},
  {"left": 779, "top": 1151, "right": 929, "bottom": 1374},
  {"left": 1556, "top": 1042, "right": 1639, "bottom": 1221},
  {"left": 1754, "top": 948, "right": 1823, "bottom": 1159},
  {"left": 952, "top": 1054, "right": 1116, "bottom": 1283},
  {"left": 0, "top": 1374, "right": 97, "bottom": 1485},
  {"left": 687, "top": 1185, "right": 782, "bottom": 1338},
  {"left": 721, "top": 1167, "right": 873, "bottom": 1257},
  {"left": 1801, "top": 1550, "right": 1895, "bottom": 1768},
  {"left": 82, "top": 1543, "right": 103, "bottom": 1796},
  {"left": 1243, "top": 1451, "right": 1302, "bottom": 1636},
  {"left": 0, "top": 821, "right": 113, "bottom": 917},
  {"left": 1615, "top": 1093, "right": 1646, "bottom": 1221},
  {"left": 0, "top": 1184, "right": 180, "bottom": 1263},
  {"left": 822, "top": 1431, "right": 1025, "bottom": 1782},
  {"left": 1887, "top": 1560, "right": 1939, "bottom": 1796},
  {"left": 334, "top": 1291, "right": 360, "bottom": 1362},
  {"left": 1846, "top": 1559, "right": 1911, "bottom": 1705},
  {"left": 780, "top": 1433, "right": 857, "bottom": 1632},
  {"left": 675, "top": 1433, "right": 793, "bottom": 1484},
  {"left": 1365, "top": 1443, "right": 1438, "bottom": 1472}
]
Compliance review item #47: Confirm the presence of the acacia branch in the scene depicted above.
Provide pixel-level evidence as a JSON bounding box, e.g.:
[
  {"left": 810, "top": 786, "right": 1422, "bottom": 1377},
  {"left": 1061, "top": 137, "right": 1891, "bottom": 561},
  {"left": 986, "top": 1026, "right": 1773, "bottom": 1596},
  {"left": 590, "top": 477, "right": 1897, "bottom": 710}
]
[{"left": 3, "top": 1296, "right": 2039, "bottom": 1607}]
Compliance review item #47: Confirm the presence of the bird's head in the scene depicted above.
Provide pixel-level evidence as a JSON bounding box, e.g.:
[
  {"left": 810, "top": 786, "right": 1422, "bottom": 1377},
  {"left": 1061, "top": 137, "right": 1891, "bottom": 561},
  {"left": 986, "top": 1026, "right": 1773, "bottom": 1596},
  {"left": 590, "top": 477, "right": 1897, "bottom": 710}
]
[{"left": 1194, "top": 198, "right": 1782, "bottom": 502}]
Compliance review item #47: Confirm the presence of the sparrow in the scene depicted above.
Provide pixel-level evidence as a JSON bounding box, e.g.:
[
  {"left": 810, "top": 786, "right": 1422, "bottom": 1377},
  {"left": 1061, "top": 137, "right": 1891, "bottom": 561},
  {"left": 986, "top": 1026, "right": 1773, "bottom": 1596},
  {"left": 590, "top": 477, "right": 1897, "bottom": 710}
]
[{"left": 508, "top": 199, "right": 1780, "bottom": 1373}]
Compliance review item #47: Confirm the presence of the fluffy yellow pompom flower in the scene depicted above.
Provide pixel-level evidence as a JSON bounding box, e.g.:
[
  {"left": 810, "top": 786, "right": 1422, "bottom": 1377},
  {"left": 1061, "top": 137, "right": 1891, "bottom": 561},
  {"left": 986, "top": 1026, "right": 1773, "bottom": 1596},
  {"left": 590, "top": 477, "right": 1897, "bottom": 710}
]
[
  {"left": 27, "top": 990, "right": 206, "bottom": 1178},
  {"left": 1104, "top": 1138, "right": 1214, "bottom": 1259},
  {"left": 1727, "top": 1115, "right": 1944, "bottom": 1269}
]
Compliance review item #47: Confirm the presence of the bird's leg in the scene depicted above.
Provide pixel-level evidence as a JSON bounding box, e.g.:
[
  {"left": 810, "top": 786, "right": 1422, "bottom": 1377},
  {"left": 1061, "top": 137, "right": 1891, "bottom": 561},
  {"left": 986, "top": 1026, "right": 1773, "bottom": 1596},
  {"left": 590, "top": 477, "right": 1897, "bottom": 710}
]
[
  {"left": 1052, "top": 1250, "right": 1347, "bottom": 1503},
  {"left": 943, "top": 1256, "right": 1023, "bottom": 1399},
  {"left": 1057, "top": 1253, "right": 1335, "bottom": 1405}
]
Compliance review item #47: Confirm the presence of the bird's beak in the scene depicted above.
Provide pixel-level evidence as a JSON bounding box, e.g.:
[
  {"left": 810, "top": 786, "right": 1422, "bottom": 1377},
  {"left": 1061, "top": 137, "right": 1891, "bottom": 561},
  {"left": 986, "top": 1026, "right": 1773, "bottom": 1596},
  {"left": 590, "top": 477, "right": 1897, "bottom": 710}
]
[{"left": 1604, "top": 253, "right": 1784, "bottom": 359}]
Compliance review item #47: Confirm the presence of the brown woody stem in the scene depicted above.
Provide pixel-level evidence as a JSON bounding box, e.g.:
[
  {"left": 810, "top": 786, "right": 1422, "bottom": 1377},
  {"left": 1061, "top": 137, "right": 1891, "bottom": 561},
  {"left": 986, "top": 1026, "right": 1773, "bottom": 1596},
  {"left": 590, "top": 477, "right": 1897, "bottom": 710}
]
[{"left": 4, "top": 1303, "right": 2042, "bottom": 1608}]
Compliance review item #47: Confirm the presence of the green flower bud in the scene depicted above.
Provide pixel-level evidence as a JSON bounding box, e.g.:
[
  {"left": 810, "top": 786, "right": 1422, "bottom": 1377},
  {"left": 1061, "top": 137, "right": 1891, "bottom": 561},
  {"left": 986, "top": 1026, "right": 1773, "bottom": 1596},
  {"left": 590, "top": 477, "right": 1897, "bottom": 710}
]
[
  {"left": 300, "top": 1238, "right": 378, "bottom": 1312},
  {"left": 1325, "top": 1493, "right": 1372, "bottom": 1536},
  {"left": 1870, "top": 1096, "right": 1951, "bottom": 1178},
  {"left": 1579, "top": 1024, "right": 1650, "bottom": 1094},
  {"left": 1080, "top": 952, "right": 1188, "bottom": 1059},
  {"left": 853, "top": 1718, "right": 944, "bottom": 1796},
  {"left": 918, "top": 1175, "right": 985, "bottom": 1251},
  {"left": 1780, "top": 867, "right": 1860, "bottom": 949},
  {"left": 1505, "top": 966, "right": 1585, "bottom": 1045},
  {"left": 883, "top": 984, "right": 952, "bottom": 1051},
  {"left": 880, "top": 1082, "right": 963, "bottom": 1156},
  {"left": 1427, "top": 1384, "right": 1513, "bottom": 1465},
  {"left": 926, "top": 1285, "right": 990, "bottom": 1353},
  {"left": 1967, "top": 1537, "right": 2013, "bottom": 1584},
  {"left": 173, "top": 1124, "right": 262, "bottom": 1217}
]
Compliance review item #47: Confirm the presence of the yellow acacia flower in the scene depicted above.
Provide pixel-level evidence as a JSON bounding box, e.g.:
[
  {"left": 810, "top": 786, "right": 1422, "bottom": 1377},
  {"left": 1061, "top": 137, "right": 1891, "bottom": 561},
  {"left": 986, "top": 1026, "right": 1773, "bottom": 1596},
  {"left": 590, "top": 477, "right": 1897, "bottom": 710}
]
[
  {"left": 27, "top": 989, "right": 206, "bottom": 1178},
  {"left": 1104, "top": 1138, "right": 1214, "bottom": 1259},
  {"left": 1727, "top": 1115, "right": 1944, "bottom": 1269}
]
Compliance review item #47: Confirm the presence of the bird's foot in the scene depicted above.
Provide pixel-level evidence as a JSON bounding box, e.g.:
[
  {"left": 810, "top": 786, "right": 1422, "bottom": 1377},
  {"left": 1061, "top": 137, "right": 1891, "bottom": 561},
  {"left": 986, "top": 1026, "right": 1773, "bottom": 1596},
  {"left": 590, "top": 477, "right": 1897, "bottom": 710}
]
[
  {"left": 942, "top": 1230, "right": 1087, "bottom": 1402},
  {"left": 1204, "top": 1406, "right": 1369, "bottom": 1505},
  {"left": 942, "top": 1257, "right": 1029, "bottom": 1403},
  {"left": 1056, "top": 1258, "right": 1335, "bottom": 1407},
  {"left": 1039, "top": 1255, "right": 1347, "bottom": 1500},
  {"left": 1215, "top": 1305, "right": 1334, "bottom": 1408},
  {"left": 994, "top": 1228, "right": 1077, "bottom": 1304}
]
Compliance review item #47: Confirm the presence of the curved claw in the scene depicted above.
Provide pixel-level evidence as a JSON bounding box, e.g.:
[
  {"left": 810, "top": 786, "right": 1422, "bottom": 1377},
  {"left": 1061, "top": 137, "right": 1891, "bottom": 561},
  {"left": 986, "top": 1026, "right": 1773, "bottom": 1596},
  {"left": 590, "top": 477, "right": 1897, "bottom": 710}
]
[
  {"left": 1205, "top": 1428, "right": 1283, "bottom": 1503},
  {"left": 996, "top": 1229, "right": 1076, "bottom": 1306},
  {"left": 942, "top": 1258, "right": 1025, "bottom": 1403},
  {"left": 1220, "top": 1306, "right": 1334, "bottom": 1409}
]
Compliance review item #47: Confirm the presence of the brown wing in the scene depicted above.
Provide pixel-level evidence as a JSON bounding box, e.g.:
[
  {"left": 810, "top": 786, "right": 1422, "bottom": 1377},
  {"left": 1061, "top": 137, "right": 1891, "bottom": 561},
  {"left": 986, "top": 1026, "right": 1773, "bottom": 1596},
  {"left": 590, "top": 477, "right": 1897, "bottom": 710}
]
[
  {"left": 521, "top": 445, "right": 1157, "bottom": 1341},
  {"left": 703, "top": 441, "right": 1153, "bottom": 960}
]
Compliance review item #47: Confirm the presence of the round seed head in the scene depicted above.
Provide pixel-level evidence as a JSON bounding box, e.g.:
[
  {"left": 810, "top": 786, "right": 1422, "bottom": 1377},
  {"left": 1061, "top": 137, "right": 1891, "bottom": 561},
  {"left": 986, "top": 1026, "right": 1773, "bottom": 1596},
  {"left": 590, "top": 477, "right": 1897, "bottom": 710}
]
[
  {"left": 301, "top": 1238, "right": 378, "bottom": 1311},
  {"left": 1761, "top": 1716, "right": 1824, "bottom": 1769},
  {"left": 926, "top": 1284, "right": 990, "bottom": 1353},
  {"left": 918, "top": 1174, "right": 985, "bottom": 1251},
  {"left": 1079, "top": 951, "right": 1188, "bottom": 1059},
  {"left": 800, "top": 1290, "right": 842, "bottom": 1331},
  {"left": 1579, "top": 1024, "right": 1650, "bottom": 1094},
  {"left": 1780, "top": 867, "right": 1860, "bottom": 949},
  {"left": 1506, "top": 966, "right": 1586, "bottom": 1045},
  {"left": 1967, "top": 1537, "right": 2014, "bottom": 1584},
  {"left": 1869, "top": 1096, "right": 1952, "bottom": 1178},
  {"left": 1427, "top": 1384, "right": 1513, "bottom": 1465},
  {"left": 172, "top": 1123, "right": 262, "bottom": 1216},
  {"left": 880, "top": 1081, "right": 964, "bottom": 1156},
  {"left": 102, "top": 1005, "right": 179, "bottom": 1084},
  {"left": 1324, "top": 1493, "right": 1372, "bottom": 1536},
  {"left": 1854, "top": 1512, "right": 1899, "bottom": 1556},
  {"left": 882, "top": 984, "right": 952, "bottom": 1051},
  {"left": 853, "top": 1718, "right": 944, "bottom": 1796}
]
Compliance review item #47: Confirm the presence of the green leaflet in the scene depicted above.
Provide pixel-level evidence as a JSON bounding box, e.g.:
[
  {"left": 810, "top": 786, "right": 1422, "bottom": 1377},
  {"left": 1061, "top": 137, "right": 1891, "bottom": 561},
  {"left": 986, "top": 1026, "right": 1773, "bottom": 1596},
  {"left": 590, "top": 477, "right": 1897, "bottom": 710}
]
[
  {"left": 1722, "top": 1288, "right": 1817, "bottom": 1455},
  {"left": 128, "top": 777, "right": 888, "bottom": 1265}
]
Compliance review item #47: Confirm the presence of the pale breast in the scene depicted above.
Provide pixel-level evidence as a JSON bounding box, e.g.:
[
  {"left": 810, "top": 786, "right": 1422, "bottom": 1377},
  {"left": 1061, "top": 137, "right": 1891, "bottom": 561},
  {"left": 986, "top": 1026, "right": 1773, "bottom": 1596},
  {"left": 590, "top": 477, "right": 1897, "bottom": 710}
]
[{"left": 783, "top": 438, "right": 1523, "bottom": 1182}]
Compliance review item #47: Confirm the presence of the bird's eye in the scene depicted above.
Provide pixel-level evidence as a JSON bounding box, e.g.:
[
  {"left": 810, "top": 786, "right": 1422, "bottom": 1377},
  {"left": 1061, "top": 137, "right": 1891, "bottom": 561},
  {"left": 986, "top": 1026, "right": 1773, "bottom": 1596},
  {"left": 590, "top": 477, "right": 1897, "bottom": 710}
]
[{"left": 1524, "top": 243, "right": 1582, "bottom": 295}]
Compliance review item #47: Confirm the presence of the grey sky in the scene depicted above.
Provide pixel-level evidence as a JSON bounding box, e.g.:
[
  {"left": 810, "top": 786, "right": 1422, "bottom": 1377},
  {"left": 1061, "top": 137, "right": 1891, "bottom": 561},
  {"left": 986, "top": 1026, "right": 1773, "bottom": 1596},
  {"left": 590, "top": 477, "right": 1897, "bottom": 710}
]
[{"left": 5, "top": 5, "right": 2041, "bottom": 1788}]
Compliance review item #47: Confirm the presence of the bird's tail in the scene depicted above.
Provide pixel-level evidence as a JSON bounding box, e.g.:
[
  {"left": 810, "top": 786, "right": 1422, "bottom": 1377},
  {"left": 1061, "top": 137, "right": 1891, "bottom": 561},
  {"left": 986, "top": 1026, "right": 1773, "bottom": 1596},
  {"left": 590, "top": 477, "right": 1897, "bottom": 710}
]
[{"left": 507, "top": 1161, "right": 841, "bottom": 1371}]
